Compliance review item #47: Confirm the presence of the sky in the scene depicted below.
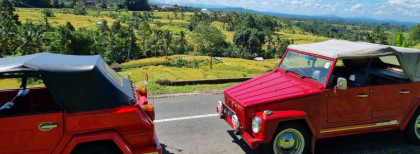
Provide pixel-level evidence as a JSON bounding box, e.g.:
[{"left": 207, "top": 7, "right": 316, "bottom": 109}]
[{"left": 150, "top": 0, "right": 420, "bottom": 23}]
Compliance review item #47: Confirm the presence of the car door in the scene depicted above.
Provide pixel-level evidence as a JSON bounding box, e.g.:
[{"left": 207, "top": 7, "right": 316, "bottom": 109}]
[
  {"left": 327, "top": 86, "right": 371, "bottom": 123},
  {"left": 370, "top": 83, "right": 414, "bottom": 121},
  {"left": 0, "top": 112, "right": 63, "bottom": 154}
]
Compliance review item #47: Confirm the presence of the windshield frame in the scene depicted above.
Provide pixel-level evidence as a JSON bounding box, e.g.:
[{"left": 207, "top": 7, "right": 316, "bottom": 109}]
[{"left": 278, "top": 49, "right": 336, "bottom": 86}]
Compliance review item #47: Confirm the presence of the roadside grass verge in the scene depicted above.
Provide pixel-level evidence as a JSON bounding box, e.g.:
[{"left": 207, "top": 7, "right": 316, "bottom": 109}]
[
  {"left": 142, "top": 82, "right": 238, "bottom": 95},
  {"left": 121, "top": 56, "right": 280, "bottom": 94}
]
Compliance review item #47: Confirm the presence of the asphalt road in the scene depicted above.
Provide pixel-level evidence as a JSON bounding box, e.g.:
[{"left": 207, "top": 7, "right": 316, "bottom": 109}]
[{"left": 153, "top": 94, "right": 420, "bottom": 154}]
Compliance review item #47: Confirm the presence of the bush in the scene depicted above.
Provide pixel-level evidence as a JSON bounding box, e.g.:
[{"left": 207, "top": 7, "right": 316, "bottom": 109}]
[
  {"left": 41, "top": 9, "right": 55, "bottom": 17},
  {"left": 73, "top": 4, "right": 87, "bottom": 15}
]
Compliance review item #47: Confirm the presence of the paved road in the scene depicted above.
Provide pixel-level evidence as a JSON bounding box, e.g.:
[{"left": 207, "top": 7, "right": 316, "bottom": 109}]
[{"left": 153, "top": 94, "right": 420, "bottom": 154}]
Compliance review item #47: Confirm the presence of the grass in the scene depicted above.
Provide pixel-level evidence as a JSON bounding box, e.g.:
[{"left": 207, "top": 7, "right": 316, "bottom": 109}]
[
  {"left": 122, "top": 55, "right": 209, "bottom": 66},
  {"left": 16, "top": 8, "right": 117, "bottom": 29},
  {"left": 144, "top": 82, "right": 238, "bottom": 95},
  {"left": 277, "top": 31, "right": 330, "bottom": 44},
  {"left": 120, "top": 55, "right": 280, "bottom": 94},
  {"left": 413, "top": 43, "right": 420, "bottom": 49},
  {"left": 0, "top": 79, "right": 20, "bottom": 89}
]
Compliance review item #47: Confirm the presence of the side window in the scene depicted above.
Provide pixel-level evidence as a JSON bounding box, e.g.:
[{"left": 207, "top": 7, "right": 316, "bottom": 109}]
[
  {"left": 0, "top": 73, "right": 60, "bottom": 116},
  {"left": 329, "top": 56, "right": 409, "bottom": 88},
  {"left": 371, "top": 56, "right": 408, "bottom": 85}
]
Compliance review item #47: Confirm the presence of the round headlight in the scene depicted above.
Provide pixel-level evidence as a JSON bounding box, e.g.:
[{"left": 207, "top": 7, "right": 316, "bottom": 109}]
[
  {"left": 232, "top": 115, "right": 240, "bottom": 130},
  {"left": 252, "top": 116, "right": 262, "bottom": 133},
  {"left": 217, "top": 101, "right": 224, "bottom": 115}
]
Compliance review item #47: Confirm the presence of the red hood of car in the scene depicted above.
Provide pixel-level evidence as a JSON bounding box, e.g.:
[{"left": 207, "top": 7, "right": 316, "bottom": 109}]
[{"left": 225, "top": 69, "right": 324, "bottom": 107}]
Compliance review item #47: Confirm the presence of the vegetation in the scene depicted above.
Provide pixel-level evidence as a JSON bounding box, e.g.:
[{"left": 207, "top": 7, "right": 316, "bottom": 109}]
[{"left": 1, "top": 0, "right": 420, "bottom": 94}]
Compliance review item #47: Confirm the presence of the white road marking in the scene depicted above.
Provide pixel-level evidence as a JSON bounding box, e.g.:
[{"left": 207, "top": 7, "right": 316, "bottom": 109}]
[{"left": 154, "top": 113, "right": 219, "bottom": 123}]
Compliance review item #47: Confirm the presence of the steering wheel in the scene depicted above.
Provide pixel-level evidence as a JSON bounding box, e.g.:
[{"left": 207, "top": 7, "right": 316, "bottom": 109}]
[{"left": 294, "top": 68, "right": 307, "bottom": 76}]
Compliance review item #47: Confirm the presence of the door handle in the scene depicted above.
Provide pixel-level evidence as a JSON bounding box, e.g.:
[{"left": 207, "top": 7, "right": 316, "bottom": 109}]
[
  {"left": 39, "top": 122, "right": 58, "bottom": 131},
  {"left": 357, "top": 94, "right": 368, "bottom": 98},
  {"left": 399, "top": 90, "right": 410, "bottom": 94}
]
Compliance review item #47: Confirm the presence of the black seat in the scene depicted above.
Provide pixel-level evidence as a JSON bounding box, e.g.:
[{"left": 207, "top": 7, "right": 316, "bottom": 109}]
[
  {"left": 0, "top": 89, "right": 30, "bottom": 115},
  {"left": 348, "top": 69, "right": 368, "bottom": 87}
]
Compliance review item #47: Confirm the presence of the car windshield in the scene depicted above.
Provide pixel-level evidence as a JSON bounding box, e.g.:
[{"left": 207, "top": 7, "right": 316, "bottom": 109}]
[{"left": 279, "top": 51, "right": 333, "bottom": 84}]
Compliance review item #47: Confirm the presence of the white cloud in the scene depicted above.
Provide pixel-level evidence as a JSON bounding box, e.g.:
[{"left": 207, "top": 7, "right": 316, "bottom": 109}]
[
  {"left": 151, "top": 0, "right": 420, "bottom": 23},
  {"left": 389, "top": 0, "right": 407, "bottom": 4},
  {"left": 349, "top": 4, "right": 362, "bottom": 12}
]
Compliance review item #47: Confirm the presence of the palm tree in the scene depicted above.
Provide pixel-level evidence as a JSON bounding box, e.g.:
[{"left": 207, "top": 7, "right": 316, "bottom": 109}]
[
  {"left": 127, "top": 23, "right": 135, "bottom": 61},
  {"left": 178, "top": 31, "right": 188, "bottom": 54},
  {"left": 0, "top": 21, "right": 16, "bottom": 57},
  {"left": 163, "top": 30, "right": 172, "bottom": 63},
  {"left": 152, "top": 29, "right": 162, "bottom": 57},
  {"left": 15, "top": 21, "right": 44, "bottom": 55},
  {"left": 137, "top": 22, "right": 152, "bottom": 51}
]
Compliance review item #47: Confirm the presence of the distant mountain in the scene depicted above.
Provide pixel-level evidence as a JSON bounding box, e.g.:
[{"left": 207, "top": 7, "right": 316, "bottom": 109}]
[
  {"left": 211, "top": 7, "right": 418, "bottom": 26},
  {"left": 149, "top": 0, "right": 418, "bottom": 26}
]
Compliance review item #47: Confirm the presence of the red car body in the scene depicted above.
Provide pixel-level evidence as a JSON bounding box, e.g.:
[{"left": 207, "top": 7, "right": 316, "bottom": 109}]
[
  {"left": 0, "top": 53, "right": 161, "bottom": 154},
  {"left": 217, "top": 40, "right": 420, "bottom": 153}
]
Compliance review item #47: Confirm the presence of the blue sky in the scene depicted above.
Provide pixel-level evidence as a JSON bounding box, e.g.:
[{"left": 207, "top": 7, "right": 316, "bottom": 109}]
[{"left": 150, "top": 0, "right": 420, "bottom": 23}]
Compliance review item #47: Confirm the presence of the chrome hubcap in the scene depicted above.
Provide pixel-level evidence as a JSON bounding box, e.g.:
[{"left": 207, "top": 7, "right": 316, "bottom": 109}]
[
  {"left": 279, "top": 134, "right": 295, "bottom": 150},
  {"left": 274, "top": 128, "right": 304, "bottom": 154},
  {"left": 415, "top": 114, "right": 420, "bottom": 139}
]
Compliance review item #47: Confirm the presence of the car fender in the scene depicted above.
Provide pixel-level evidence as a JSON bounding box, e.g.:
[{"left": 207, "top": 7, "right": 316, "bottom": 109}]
[
  {"left": 61, "top": 130, "right": 133, "bottom": 154},
  {"left": 400, "top": 98, "right": 420, "bottom": 130},
  {"left": 256, "top": 110, "right": 315, "bottom": 144}
]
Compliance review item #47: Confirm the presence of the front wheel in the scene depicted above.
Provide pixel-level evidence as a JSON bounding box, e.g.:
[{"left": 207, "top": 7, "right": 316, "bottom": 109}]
[
  {"left": 264, "top": 123, "right": 310, "bottom": 154},
  {"left": 406, "top": 109, "right": 420, "bottom": 144}
]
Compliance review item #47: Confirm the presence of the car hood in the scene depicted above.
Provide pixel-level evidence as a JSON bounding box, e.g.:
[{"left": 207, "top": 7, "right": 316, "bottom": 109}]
[{"left": 225, "top": 69, "right": 323, "bottom": 107}]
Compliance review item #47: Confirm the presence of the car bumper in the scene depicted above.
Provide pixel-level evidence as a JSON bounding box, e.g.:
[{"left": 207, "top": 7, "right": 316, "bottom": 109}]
[
  {"left": 133, "top": 132, "right": 162, "bottom": 154},
  {"left": 217, "top": 102, "right": 263, "bottom": 149}
]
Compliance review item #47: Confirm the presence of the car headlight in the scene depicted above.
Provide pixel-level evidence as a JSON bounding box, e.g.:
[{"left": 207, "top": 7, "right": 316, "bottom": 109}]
[{"left": 252, "top": 116, "right": 262, "bottom": 133}]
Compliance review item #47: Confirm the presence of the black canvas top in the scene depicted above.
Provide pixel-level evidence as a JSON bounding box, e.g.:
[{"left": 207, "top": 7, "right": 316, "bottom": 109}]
[{"left": 0, "top": 52, "right": 136, "bottom": 112}]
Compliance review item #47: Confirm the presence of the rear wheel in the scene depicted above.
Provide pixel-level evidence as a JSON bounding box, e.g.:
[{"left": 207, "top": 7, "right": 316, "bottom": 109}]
[
  {"left": 264, "top": 123, "right": 310, "bottom": 154},
  {"left": 406, "top": 109, "right": 420, "bottom": 144}
]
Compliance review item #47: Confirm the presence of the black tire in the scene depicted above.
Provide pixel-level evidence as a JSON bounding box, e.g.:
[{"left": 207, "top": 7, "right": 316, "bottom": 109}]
[
  {"left": 71, "top": 143, "right": 122, "bottom": 154},
  {"left": 406, "top": 109, "right": 420, "bottom": 144},
  {"left": 264, "top": 123, "right": 310, "bottom": 154}
]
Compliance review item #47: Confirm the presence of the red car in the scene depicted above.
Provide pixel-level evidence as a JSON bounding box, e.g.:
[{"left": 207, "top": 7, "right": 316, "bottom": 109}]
[
  {"left": 217, "top": 40, "right": 420, "bottom": 153},
  {"left": 0, "top": 52, "right": 161, "bottom": 154}
]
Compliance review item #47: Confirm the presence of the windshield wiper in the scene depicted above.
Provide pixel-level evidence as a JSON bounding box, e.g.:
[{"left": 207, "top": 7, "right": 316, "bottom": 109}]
[
  {"left": 285, "top": 69, "right": 301, "bottom": 76},
  {"left": 300, "top": 75, "right": 317, "bottom": 80},
  {"left": 285, "top": 69, "right": 317, "bottom": 80}
]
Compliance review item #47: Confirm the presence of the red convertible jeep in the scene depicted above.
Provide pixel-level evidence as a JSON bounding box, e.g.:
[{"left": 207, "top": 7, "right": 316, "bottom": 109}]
[
  {"left": 217, "top": 40, "right": 420, "bottom": 153},
  {"left": 0, "top": 52, "right": 161, "bottom": 154}
]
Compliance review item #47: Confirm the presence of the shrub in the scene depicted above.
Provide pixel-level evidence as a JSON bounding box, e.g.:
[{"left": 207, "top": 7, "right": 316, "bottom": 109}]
[
  {"left": 41, "top": 9, "right": 55, "bottom": 17},
  {"left": 73, "top": 4, "right": 87, "bottom": 15}
]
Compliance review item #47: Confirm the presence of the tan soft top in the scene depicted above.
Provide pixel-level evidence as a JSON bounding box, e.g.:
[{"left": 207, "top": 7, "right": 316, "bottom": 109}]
[{"left": 287, "top": 39, "right": 420, "bottom": 82}]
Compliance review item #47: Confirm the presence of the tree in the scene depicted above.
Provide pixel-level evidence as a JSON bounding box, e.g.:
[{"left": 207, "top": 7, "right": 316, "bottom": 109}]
[
  {"left": 163, "top": 30, "right": 172, "bottom": 63},
  {"left": 126, "top": 23, "right": 135, "bottom": 61},
  {"left": 73, "top": 4, "right": 87, "bottom": 15},
  {"left": 15, "top": 21, "right": 44, "bottom": 55},
  {"left": 50, "top": 0, "right": 60, "bottom": 8},
  {"left": 41, "top": 9, "right": 55, "bottom": 17},
  {"left": 410, "top": 24, "right": 420, "bottom": 44},
  {"left": 137, "top": 21, "right": 151, "bottom": 51},
  {"left": 0, "top": 0, "right": 19, "bottom": 24},
  {"left": 396, "top": 33, "right": 407, "bottom": 47},
  {"left": 111, "top": 20, "right": 121, "bottom": 33},
  {"left": 66, "top": 21, "right": 75, "bottom": 31},
  {"left": 233, "top": 27, "right": 265, "bottom": 58},
  {"left": 371, "top": 26, "right": 388, "bottom": 45},
  {"left": 0, "top": 20, "right": 17, "bottom": 57},
  {"left": 119, "top": 0, "right": 150, "bottom": 11},
  {"left": 99, "top": 19, "right": 109, "bottom": 33},
  {"left": 177, "top": 30, "right": 188, "bottom": 54},
  {"left": 192, "top": 25, "right": 225, "bottom": 69},
  {"left": 152, "top": 29, "right": 162, "bottom": 57}
]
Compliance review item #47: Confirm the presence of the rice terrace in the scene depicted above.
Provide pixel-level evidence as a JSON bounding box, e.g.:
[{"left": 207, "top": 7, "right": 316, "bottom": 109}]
[{"left": 0, "top": 0, "right": 420, "bottom": 154}]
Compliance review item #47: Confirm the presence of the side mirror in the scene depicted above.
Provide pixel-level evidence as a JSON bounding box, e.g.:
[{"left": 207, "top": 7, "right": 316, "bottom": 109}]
[{"left": 334, "top": 77, "right": 347, "bottom": 93}]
